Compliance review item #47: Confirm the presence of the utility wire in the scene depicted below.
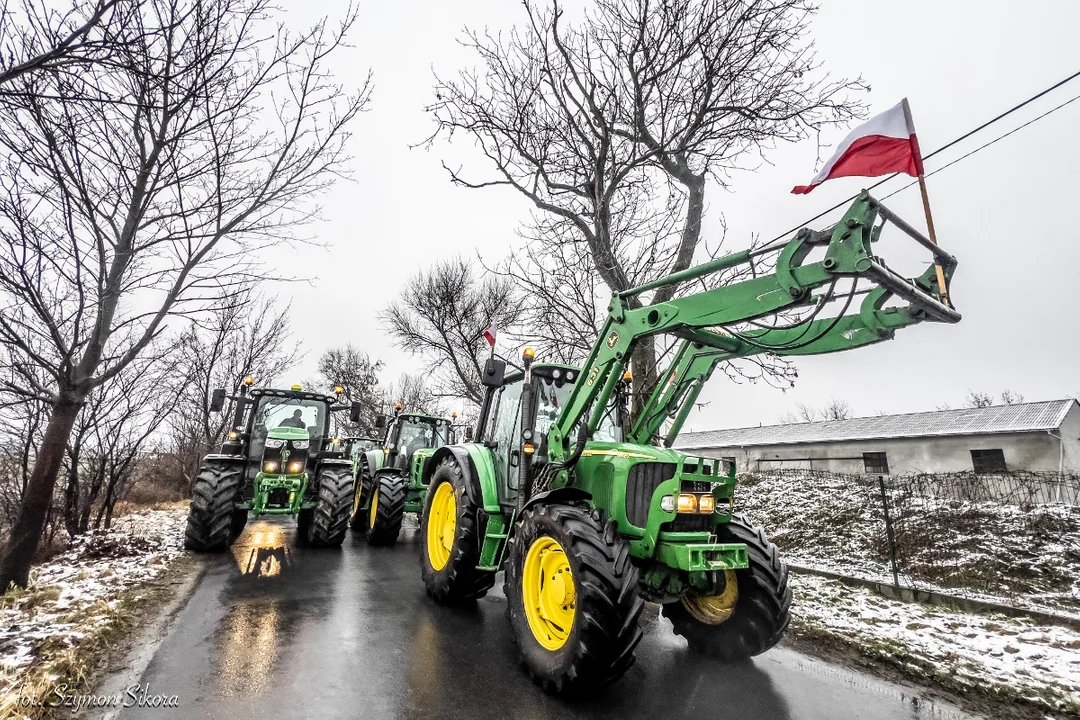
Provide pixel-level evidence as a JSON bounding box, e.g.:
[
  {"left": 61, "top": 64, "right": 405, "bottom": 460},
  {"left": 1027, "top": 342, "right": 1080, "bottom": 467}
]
[{"left": 769, "top": 68, "right": 1080, "bottom": 242}]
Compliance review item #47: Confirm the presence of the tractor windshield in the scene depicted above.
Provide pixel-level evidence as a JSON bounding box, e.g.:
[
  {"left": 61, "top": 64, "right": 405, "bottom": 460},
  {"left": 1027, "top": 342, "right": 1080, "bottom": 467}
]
[
  {"left": 534, "top": 376, "right": 621, "bottom": 442},
  {"left": 398, "top": 419, "right": 449, "bottom": 455}
]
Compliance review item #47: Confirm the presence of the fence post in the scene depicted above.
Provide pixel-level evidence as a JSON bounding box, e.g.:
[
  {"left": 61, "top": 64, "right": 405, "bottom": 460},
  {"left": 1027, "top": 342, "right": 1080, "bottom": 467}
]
[{"left": 877, "top": 474, "right": 900, "bottom": 589}]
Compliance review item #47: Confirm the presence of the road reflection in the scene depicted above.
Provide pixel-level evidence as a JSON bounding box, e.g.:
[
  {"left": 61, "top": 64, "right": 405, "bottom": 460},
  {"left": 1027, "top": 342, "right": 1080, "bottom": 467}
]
[
  {"left": 216, "top": 600, "right": 282, "bottom": 696},
  {"left": 230, "top": 521, "right": 291, "bottom": 578}
]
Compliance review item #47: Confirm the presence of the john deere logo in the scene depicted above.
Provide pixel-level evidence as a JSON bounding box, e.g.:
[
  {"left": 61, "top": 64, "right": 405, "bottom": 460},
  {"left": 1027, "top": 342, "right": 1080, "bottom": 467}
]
[
  {"left": 587, "top": 367, "right": 600, "bottom": 386},
  {"left": 606, "top": 331, "right": 619, "bottom": 348}
]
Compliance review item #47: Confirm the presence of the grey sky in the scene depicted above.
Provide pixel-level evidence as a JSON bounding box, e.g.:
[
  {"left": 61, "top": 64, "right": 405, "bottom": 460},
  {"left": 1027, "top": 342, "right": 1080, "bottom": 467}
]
[{"left": 262, "top": 0, "right": 1080, "bottom": 430}]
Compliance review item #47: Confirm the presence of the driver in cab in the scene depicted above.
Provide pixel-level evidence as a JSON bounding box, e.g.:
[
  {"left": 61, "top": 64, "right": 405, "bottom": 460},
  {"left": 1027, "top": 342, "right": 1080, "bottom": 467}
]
[{"left": 278, "top": 409, "right": 307, "bottom": 430}]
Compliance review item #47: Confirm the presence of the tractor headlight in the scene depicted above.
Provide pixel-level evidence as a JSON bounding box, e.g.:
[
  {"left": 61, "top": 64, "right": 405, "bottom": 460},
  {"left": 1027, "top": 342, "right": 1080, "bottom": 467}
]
[
  {"left": 228, "top": 430, "right": 239, "bottom": 440},
  {"left": 698, "top": 494, "right": 715, "bottom": 514},
  {"left": 660, "top": 495, "right": 675, "bottom": 513},
  {"left": 265, "top": 439, "right": 284, "bottom": 449},
  {"left": 264, "top": 461, "right": 278, "bottom": 473},
  {"left": 677, "top": 494, "right": 698, "bottom": 513},
  {"left": 287, "top": 461, "right": 304, "bottom": 474},
  {"left": 293, "top": 440, "right": 309, "bottom": 450}
]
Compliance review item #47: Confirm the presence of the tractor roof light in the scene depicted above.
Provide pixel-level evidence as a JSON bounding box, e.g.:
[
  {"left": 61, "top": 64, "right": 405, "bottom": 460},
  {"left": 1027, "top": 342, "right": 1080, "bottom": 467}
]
[
  {"left": 291, "top": 384, "right": 302, "bottom": 391},
  {"left": 228, "top": 430, "right": 239, "bottom": 440},
  {"left": 451, "top": 411, "right": 458, "bottom": 419},
  {"left": 623, "top": 370, "right": 633, "bottom": 381},
  {"left": 523, "top": 347, "right": 535, "bottom": 359},
  {"left": 243, "top": 375, "right": 254, "bottom": 386},
  {"left": 395, "top": 402, "right": 403, "bottom": 411},
  {"left": 333, "top": 384, "right": 345, "bottom": 395}
]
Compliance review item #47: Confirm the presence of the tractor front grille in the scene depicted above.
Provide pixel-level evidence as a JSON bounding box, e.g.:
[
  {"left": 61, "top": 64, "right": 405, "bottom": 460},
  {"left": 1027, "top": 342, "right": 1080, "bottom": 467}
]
[{"left": 625, "top": 462, "right": 715, "bottom": 533}]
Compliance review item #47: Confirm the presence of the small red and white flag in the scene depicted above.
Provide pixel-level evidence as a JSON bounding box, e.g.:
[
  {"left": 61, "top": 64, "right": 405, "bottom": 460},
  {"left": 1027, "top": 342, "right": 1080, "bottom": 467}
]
[
  {"left": 482, "top": 323, "right": 497, "bottom": 347},
  {"left": 792, "top": 99, "right": 924, "bottom": 195}
]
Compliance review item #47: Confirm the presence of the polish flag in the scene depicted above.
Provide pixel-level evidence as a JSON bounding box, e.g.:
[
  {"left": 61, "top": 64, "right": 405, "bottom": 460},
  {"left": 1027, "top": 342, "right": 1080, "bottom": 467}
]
[
  {"left": 792, "top": 99, "right": 924, "bottom": 195},
  {"left": 482, "top": 323, "right": 497, "bottom": 347}
]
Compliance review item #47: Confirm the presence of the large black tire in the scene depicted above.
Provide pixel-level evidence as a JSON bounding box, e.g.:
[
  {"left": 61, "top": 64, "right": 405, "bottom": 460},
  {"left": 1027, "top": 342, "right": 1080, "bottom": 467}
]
[
  {"left": 348, "top": 469, "right": 372, "bottom": 531},
  {"left": 661, "top": 513, "right": 791, "bottom": 661},
  {"left": 505, "top": 503, "right": 644, "bottom": 695},
  {"left": 303, "top": 465, "right": 353, "bottom": 548},
  {"left": 185, "top": 460, "right": 245, "bottom": 552},
  {"left": 420, "top": 456, "right": 495, "bottom": 604},
  {"left": 366, "top": 472, "right": 406, "bottom": 546}
]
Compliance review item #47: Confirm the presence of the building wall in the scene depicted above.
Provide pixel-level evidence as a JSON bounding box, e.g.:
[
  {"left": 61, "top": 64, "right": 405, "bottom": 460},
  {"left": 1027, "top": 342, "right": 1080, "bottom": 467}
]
[{"left": 683, "top": 423, "right": 1080, "bottom": 474}]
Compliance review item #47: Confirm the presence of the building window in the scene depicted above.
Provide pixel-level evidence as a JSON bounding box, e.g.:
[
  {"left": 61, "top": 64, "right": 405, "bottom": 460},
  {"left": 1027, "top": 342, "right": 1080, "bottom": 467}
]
[
  {"left": 971, "top": 449, "right": 1007, "bottom": 473},
  {"left": 721, "top": 456, "right": 736, "bottom": 474},
  {"left": 863, "top": 452, "right": 889, "bottom": 474}
]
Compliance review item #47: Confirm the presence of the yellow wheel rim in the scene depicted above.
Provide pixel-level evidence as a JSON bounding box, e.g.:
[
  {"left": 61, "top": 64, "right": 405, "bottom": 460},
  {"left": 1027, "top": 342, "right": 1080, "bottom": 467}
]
[
  {"left": 522, "top": 536, "right": 575, "bottom": 651},
  {"left": 369, "top": 487, "right": 379, "bottom": 528},
  {"left": 681, "top": 570, "right": 739, "bottom": 625},
  {"left": 352, "top": 480, "right": 363, "bottom": 515},
  {"left": 426, "top": 482, "right": 456, "bottom": 571}
]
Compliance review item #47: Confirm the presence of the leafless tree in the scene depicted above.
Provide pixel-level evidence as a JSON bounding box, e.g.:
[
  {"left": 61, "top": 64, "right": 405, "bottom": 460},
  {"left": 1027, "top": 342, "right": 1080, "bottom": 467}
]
[
  {"left": 383, "top": 257, "right": 526, "bottom": 407},
  {"left": 778, "top": 397, "right": 850, "bottom": 423},
  {"left": 998, "top": 390, "right": 1025, "bottom": 406},
  {"left": 426, "top": 0, "right": 861, "bottom": 413},
  {"left": 317, "top": 344, "right": 383, "bottom": 435},
  {"left": 382, "top": 373, "right": 447, "bottom": 418},
  {"left": 158, "top": 287, "right": 298, "bottom": 495},
  {"left": 0, "top": 0, "right": 370, "bottom": 589},
  {"left": 964, "top": 389, "right": 1025, "bottom": 409},
  {"left": 0, "top": 0, "right": 128, "bottom": 90},
  {"left": 62, "top": 350, "right": 184, "bottom": 535}
]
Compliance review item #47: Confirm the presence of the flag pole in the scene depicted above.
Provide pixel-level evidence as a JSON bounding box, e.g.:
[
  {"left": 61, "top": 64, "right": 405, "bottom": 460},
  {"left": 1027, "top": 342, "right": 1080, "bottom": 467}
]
[{"left": 902, "top": 98, "right": 949, "bottom": 304}]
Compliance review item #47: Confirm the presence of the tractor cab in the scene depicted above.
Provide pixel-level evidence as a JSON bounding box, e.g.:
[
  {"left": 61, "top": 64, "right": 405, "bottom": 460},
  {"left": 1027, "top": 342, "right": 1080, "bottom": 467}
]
[
  {"left": 476, "top": 361, "right": 626, "bottom": 503},
  {"left": 377, "top": 412, "right": 452, "bottom": 473}
]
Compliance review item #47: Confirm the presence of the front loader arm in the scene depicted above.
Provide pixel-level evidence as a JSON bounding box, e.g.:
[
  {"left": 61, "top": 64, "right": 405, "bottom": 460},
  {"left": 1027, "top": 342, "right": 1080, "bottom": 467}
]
[{"left": 547, "top": 191, "right": 959, "bottom": 469}]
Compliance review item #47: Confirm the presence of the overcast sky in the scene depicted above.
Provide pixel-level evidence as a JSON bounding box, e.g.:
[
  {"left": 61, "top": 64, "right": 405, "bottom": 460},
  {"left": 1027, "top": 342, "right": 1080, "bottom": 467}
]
[{"left": 262, "top": 0, "right": 1080, "bottom": 431}]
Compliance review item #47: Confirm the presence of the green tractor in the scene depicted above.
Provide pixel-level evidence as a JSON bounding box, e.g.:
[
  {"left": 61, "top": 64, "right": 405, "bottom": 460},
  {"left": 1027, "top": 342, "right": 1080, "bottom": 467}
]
[
  {"left": 347, "top": 406, "right": 455, "bottom": 546},
  {"left": 184, "top": 381, "right": 356, "bottom": 551},
  {"left": 417, "top": 192, "right": 961, "bottom": 693}
]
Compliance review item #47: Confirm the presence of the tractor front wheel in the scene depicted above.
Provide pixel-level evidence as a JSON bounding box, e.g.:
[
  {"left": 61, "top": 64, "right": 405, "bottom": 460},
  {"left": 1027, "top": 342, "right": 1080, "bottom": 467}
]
[
  {"left": 303, "top": 465, "right": 353, "bottom": 548},
  {"left": 505, "top": 503, "right": 644, "bottom": 695},
  {"left": 661, "top": 513, "right": 791, "bottom": 661},
  {"left": 420, "top": 456, "right": 495, "bottom": 604},
  {"left": 184, "top": 460, "right": 245, "bottom": 552},
  {"left": 348, "top": 470, "right": 372, "bottom": 531},
  {"left": 366, "top": 473, "right": 406, "bottom": 546}
]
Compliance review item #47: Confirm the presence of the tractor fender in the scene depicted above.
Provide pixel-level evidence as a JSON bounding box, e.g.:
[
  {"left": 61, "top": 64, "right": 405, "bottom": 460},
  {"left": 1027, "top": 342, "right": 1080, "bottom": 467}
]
[
  {"left": 202, "top": 453, "right": 245, "bottom": 465},
  {"left": 318, "top": 458, "right": 352, "bottom": 469},
  {"left": 425, "top": 445, "right": 499, "bottom": 513},
  {"left": 522, "top": 487, "right": 592, "bottom": 514},
  {"left": 363, "top": 449, "right": 384, "bottom": 479}
]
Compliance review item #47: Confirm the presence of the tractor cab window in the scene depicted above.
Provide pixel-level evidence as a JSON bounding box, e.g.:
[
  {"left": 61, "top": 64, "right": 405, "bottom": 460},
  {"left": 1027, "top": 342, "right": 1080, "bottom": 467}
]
[
  {"left": 392, "top": 418, "right": 450, "bottom": 468},
  {"left": 534, "top": 376, "right": 621, "bottom": 443},
  {"left": 250, "top": 397, "right": 327, "bottom": 462}
]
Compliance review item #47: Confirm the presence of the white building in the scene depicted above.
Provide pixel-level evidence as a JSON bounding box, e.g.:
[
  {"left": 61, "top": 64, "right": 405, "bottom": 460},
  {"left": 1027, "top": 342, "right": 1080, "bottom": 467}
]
[{"left": 675, "top": 399, "right": 1080, "bottom": 475}]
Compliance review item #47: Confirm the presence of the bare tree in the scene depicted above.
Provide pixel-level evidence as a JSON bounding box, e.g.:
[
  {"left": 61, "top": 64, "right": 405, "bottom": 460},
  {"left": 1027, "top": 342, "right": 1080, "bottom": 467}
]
[
  {"left": 159, "top": 288, "right": 298, "bottom": 495},
  {"left": 382, "top": 373, "right": 446, "bottom": 418},
  {"left": 964, "top": 391, "right": 994, "bottom": 409},
  {"left": 0, "top": 0, "right": 127, "bottom": 89},
  {"left": 317, "top": 345, "right": 383, "bottom": 435},
  {"left": 383, "top": 257, "right": 526, "bottom": 407},
  {"left": 778, "top": 397, "right": 850, "bottom": 423},
  {"left": 999, "top": 389, "right": 1025, "bottom": 406},
  {"left": 0, "top": 0, "right": 370, "bottom": 588},
  {"left": 426, "top": 0, "right": 861, "bottom": 412}
]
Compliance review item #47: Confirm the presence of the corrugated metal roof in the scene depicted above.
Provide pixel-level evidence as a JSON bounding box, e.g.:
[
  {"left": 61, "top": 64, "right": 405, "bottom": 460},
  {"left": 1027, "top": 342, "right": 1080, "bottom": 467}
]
[{"left": 676, "top": 399, "right": 1077, "bottom": 450}]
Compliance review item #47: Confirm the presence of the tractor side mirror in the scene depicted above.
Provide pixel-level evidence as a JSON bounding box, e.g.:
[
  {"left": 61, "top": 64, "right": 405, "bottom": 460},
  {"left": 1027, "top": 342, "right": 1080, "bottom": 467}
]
[
  {"left": 375, "top": 414, "right": 387, "bottom": 429},
  {"left": 210, "top": 388, "right": 226, "bottom": 413},
  {"left": 349, "top": 401, "right": 362, "bottom": 423},
  {"left": 464, "top": 427, "right": 474, "bottom": 442},
  {"left": 481, "top": 358, "right": 505, "bottom": 388}
]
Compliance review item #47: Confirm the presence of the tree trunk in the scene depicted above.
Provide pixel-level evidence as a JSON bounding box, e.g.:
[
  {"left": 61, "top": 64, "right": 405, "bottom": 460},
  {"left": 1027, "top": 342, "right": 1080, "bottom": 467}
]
[
  {"left": 629, "top": 335, "right": 658, "bottom": 421},
  {"left": 0, "top": 395, "right": 83, "bottom": 589}
]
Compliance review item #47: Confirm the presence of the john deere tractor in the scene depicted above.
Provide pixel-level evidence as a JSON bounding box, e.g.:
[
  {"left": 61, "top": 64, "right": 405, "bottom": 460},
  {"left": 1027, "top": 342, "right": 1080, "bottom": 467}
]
[
  {"left": 184, "top": 381, "right": 356, "bottom": 551},
  {"left": 417, "top": 192, "right": 961, "bottom": 693},
  {"left": 348, "top": 406, "right": 455, "bottom": 546}
]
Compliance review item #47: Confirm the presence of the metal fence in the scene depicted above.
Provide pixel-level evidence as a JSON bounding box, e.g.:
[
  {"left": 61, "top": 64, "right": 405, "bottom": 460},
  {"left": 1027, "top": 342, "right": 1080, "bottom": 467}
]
[{"left": 736, "top": 469, "right": 1080, "bottom": 617}]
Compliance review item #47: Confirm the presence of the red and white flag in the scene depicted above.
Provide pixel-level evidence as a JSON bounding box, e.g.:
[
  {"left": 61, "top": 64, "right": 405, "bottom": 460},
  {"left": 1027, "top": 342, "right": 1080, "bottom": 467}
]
[
  {"left": 792, "top": 99, "right": 924, "bottom": 195},
  {"left": 482, "top": 323, "right": 497, "bottom": 347}
]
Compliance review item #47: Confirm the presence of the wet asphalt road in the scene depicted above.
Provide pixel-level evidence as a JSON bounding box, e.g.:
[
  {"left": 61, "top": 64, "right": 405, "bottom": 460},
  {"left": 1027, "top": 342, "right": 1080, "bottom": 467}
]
[{"left": 116, "top": 516, "right": 978, "bottom": 720}]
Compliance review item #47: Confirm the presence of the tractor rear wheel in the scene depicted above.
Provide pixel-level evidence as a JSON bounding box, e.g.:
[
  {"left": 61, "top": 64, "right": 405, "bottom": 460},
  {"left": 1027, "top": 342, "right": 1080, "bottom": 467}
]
[
  {"left": 505, "top": 503, "right": 644, "bottom": 695},
  {"left": 366, "top": 473, "right": 406, "bottom": 546},
  {"left": 421, "top": 456, "right": 495, "bottom": 604},
  {"left": 184, "top": 460, "right": 245, "bottom": 552},
  {"left": 304, "top": 465, "right": 353, "bottom": 548},
  {"left": 348, "top": 469, "right": 372, "bottom": 531},
  {"left": 661, "top": 513, "right": 791, "bottom": 661}
]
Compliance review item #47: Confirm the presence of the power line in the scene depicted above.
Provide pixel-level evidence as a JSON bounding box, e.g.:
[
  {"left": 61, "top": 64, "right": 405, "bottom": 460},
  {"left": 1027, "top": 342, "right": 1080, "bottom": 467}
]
[{"left": 769, "top": 68, "right": 1080, "bottom": 242}]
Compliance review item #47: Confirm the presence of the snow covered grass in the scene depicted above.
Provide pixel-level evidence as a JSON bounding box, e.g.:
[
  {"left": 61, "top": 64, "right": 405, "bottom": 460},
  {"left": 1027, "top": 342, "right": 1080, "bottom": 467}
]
[
  {"left": 791, "top": 573, "right": 1080, "bottom": 716},
  {"left": 0, "top": 503, "right": 187, "bottom": 720},
  {"left": 739, "top": 471, "right": 1080, "bottom": 616}
]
